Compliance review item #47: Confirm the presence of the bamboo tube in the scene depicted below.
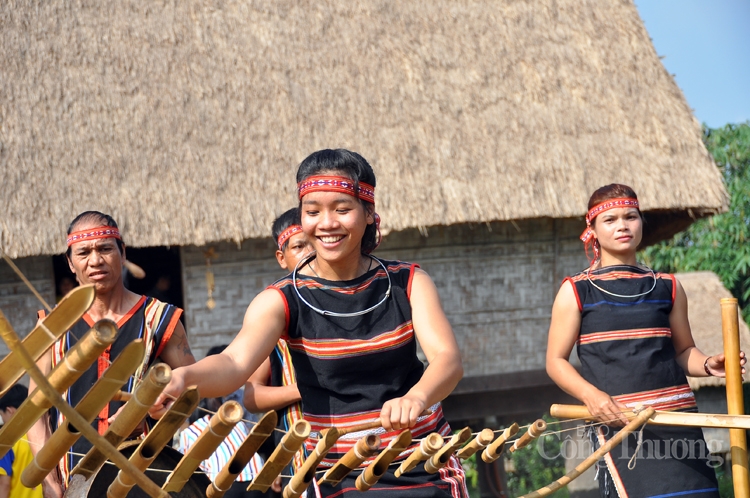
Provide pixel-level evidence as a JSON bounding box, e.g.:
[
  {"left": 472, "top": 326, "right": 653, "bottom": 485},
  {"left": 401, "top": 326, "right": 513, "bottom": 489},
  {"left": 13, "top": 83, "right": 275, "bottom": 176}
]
[
  {"left": 519, "top": 408, "right": 655, "bottom": 498},
  {"left": 0, "top": 310, "right": 168, "bottom": 498},
  {"left": 163, "top": 400, "right": 244, "bottom": 493},
  {"left": 111, "top": 391, "right": 132, "bottom": 402},
  {"left": 424, "top": 427, "right": 471, "bottom": 474},
  {"left": 107, "top": 387, "right": 200, "bottom": 498},
  {"left": 318, "top": 434, "right": 381, "bottom": 487},
  {"left": 456, "top": 428, "right": 494, "bottom": 460},
  {"left": 283, "top": 428, "right": 341, "bottom": 498},
  {"left": 247, "top": 419, "right": 311, "bottom": 493},
  {"left": 508, "top": 419, "right": 546, "bottom": 453},
  {"left": 206, "top": 410, "right": 278, "bottom": 498},
  {"left": 72, "top": 363, "right": 171, "bottom": 478},
  {"left": 355, "top": 430, "right": 412, "bottom": 491},
  {"left": 22, "top": 340, "right": 145, "bottom": 487},
  {"left": 0, "top": 284, "right": 95, "bottom": 396},
  {"left": 0, "top": 316, "right": 117, "bottom": 458},
  {"left": 395, "top": 433, "right": 443, "bottom": 478},
  {"left": 482, "top": 423, "right": 519, "bottom": 463},
  {"left": 722, "top": 298, "right": 750, "bottom": 497},
  {"left": 335, "top": 409, "right": 432, "bottom": 437}
]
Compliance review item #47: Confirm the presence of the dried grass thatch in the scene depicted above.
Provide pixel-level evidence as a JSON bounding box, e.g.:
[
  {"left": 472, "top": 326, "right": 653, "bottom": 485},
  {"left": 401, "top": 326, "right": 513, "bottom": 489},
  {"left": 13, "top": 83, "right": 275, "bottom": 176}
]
[
  {"left": 0, "top": 0, "right": 726, "bottom": 257},
  {"left": 676, "top": 272, "right": 750, "bottom": 389}
]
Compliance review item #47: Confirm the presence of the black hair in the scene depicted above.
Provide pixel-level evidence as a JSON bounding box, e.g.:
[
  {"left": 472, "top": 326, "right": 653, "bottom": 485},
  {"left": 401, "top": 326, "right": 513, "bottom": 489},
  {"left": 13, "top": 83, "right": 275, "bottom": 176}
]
[
  {"left": 271, "top": 208, "right": 301, "bottom": 251},
  {"left": 66, "top": 211, "right": 125, "bottom": 257},
  {"left": 0, "top": 384, "right": 27, "bottom": 410},
  {"left": 296, "top": 149, "right": 378, "bottom": 254}
]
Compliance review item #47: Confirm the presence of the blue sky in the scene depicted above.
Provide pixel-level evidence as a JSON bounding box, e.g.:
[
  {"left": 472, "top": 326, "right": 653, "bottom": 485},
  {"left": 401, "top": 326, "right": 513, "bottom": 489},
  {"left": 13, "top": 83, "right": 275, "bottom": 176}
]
[{"left": 634, "top": 0, "right": 750, "bottom": 128}]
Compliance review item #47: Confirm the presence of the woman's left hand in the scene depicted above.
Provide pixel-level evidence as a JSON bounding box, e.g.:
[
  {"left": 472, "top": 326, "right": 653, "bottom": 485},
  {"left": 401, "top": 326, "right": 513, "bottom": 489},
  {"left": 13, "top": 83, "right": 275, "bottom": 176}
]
[
  {"left": 705, "top": 352, "right": 747, "bottom": 377},
  {"left": 380, "top": 395, "right": 427, "bottom": 431}
]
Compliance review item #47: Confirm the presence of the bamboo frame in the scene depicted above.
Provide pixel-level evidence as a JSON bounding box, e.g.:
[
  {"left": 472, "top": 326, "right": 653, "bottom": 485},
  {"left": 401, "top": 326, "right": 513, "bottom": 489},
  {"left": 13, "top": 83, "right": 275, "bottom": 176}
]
[
  {"left": 508, "top": 419, "right": 546, "bottom": 453},
  {"left": 247, "top": 419, "right": 311, "bottom": 493},
  {"left": 318, "top": 434, "right": 381, "bottom": 487},
  {"left": 0, "top": 317, "right": 118, "bottom": 458},
  {"left": 206, "top": 410, "right": 278, "bottom": 498},
  {"left": 21, "top": 340, "right": 145, "bottom": 488},
  {"left": 72, "top": 363, "right": 172, "bottom": 478},
  {"left": 355, "top": 430, "right": 412, "bottom": 492},
  {"left": 162, "top": 400, "right": 244, "bottom": 493},
  {"left": 283, "top": 427, "right": 341, "bottom": 498},
  {"left": 481, "top": 423, "right": 519, "bottom": 463},
  {"left": 456, "top": 428, "right": 494, "bottom": 460},
  {"left": 106, "top": 387, "right": 200, "bottom": 498},
  {"left": 721, "top": 298, "right": 750, "bottom": 497},
  {"left": 0, "top": 284, "right": 94, "bottom": 396},
  {"left": 424, "top": 427, "right": 471, "bottom": 474},
  {"left": 395, "top": 432, "right": 443, "bottom": 478}
]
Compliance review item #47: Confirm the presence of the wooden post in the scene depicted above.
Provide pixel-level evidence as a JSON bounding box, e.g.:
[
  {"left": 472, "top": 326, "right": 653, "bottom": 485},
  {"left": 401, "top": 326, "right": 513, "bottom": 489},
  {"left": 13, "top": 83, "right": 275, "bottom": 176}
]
[
  {"left": 318, "top": 434, "right": 381, "bottom": 487},
  {"left": 247, "top": 419, "right": 311, "bottom": 493},
  {"left": 482, "top": 423, "right": 519, "bottom": 463},
  {"left": 355, "top": 430, "right": 412, "bottom": 491},
  {"left": 722, "top": 298, "right": 750, "bottom": 497},
  {"left": 395, "top": 433, "right": 443, "bottom": 478},
  {"left": 283, "top": 428, "right": 341, "bottom": 498}
]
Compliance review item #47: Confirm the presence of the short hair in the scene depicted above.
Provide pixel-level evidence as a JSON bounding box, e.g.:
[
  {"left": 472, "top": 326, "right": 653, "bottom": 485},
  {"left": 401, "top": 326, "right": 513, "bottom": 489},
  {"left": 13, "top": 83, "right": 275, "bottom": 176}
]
[
  {"left": 271, "top": 208, "right": 301, "bottom": 251},
  {"left": 66, "top": 211, "right": 124, "bottom": 257},
  {"left": 0, "top": 384, "right": 27, "bottom": 410}
]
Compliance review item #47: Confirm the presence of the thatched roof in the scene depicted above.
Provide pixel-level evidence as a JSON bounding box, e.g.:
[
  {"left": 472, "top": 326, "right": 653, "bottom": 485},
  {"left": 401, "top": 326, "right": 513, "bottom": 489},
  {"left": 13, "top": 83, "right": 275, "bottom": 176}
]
[
  {"left": 0, "top": 0, "right": 726, "bottom": 258},
  {"left": 676, "top": 272, "right": 750, "bottom": 389}
]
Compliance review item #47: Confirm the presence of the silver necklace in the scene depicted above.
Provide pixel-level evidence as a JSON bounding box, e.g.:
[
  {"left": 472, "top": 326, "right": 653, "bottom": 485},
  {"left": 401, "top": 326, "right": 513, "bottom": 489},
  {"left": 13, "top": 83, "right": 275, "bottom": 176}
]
[
  {"left": 585, "top": 263, "right": 657, "bottom": 299},
  {"left": 292, "top": 253, "right": 391, "bottom": 317}
]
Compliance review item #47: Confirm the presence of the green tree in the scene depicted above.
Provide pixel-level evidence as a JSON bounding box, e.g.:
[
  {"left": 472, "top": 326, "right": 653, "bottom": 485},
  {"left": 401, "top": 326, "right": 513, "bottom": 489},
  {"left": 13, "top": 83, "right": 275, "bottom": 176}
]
[{"left": 642, "top": 122, "right": 750, "bottom": 322}]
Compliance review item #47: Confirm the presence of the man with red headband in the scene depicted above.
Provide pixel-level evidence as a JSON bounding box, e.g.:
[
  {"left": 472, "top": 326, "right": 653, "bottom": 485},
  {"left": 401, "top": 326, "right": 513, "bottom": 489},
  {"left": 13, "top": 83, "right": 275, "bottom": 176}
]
[{"left": 28, "top": 211, "right": 196, "bottom": 498}]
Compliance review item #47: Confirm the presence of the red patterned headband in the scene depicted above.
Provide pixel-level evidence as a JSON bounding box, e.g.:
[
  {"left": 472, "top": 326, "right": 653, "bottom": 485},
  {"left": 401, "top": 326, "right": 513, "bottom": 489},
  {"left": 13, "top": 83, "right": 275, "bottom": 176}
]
[
  {"left": 66, "top": 226, "right": 122, "bottom": 247},
  {"left": 297, "top": 175, "right": 375, "bottom": 204},
  {"left": 277, "top": 225, "right": 303, "bottom": 250},
  {"left": 579, "top": 198, "right": 640, "bottom": 244}
]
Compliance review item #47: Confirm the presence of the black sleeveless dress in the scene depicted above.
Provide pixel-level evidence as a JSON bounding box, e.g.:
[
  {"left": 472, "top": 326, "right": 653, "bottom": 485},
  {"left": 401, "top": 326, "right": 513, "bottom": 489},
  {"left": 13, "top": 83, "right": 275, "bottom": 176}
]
[
  {"left": 270, "top": 259, "right": 467, "bottom": 498},
  {"left": 566, "top": 265, "right": 719, "bottom": 498}
]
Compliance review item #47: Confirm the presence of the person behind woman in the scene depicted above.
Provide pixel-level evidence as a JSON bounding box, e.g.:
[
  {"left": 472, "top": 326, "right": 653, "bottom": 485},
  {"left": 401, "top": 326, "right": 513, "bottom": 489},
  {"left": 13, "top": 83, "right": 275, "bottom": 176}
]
[
  {"left": 155, "top": 149, "right": 467, "bottom": 497},
  {"left": 546, "top": 184, "right": 743, "bottom": 498}
]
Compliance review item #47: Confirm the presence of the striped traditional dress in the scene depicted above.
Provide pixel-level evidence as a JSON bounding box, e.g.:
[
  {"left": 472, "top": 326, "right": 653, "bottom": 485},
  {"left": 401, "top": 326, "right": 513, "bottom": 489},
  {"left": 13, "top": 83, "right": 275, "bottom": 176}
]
[
  {"left": 567, "top": 265, "right": 719, "bottom": 498},
  {"left": 270, "top": 259, "right": 467, "bottom": 498}
]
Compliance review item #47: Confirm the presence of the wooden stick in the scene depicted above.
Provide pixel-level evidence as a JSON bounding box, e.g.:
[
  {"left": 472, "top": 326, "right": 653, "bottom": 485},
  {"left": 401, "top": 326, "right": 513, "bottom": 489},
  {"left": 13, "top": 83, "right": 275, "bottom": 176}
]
[
  {"left": 456, "top": 428, "right": 494, "bottom": 460},
  {"left": 0, "top": 284, "right": 95, "bottom": 396},
  {"left": 0, "top": 317, "right": 117, "bottom": 458},
  {"left": 482, "top": 423, "right": 519, "bottom": 463},
  {"left": 318, "top": 434, "right": 381, "bottom": 487},
  {"left": 163, "top": 401, "right": 243, "bottom": 493},
  {"left": 21, "top": 340, "right": 145, "bottom": 487},
  {"left": 395, "top": 433, "right": 443, "bottom": 478},
  {"left": 355, "top": 430, "right": 412, "bottom": 491},
  {"left": 247, "top": 419, "right": 311, "bottom": 493},
  {"left": 508, "top": 419, "right": 546, "bottom": 453},
  {"left": 283, "top": 428, "right": 341, "bottom": 498},
  {"left": 107, "top": 387, "right": 199, "bottom": 498},
  {"left": 336, "top": 409, "right": 433, "bottom": 437},
  {"left": 424, "top": 427, "right": 471, "bottom": 473},
  {"left": 206, "top": 410, "right": 278, "bottom": 498},
  {"left": 518, "top": 408, "right": 655, "bottom": 498},
  {"left": 111, "top": 391, "right": 132, "bottom": 402},
  {"left": 72, "top": 363, "right": 171, "bottom": 478},
  {"left": 0, "top": 310, "right": 168, "bottom": 498},
  {"left": 722, "top": 298, "right": 750, "bottom": 497}
]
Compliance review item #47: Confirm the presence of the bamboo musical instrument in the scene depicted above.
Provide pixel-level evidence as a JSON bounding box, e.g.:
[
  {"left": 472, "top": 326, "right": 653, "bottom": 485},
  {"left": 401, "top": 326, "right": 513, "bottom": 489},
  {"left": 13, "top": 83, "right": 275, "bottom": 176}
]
[
  {"left": 0, "top": 284, "right": 95, "bottom": 396},
  {"left": 550, "top": 403, "right": 750, "bottom": 430},
  {"left": 247, "top": 419, "right": 311, "bottom": 493},
  {"left": 107, "top": 387, "right": 200, "bottom": 498},
  {"left": 456, "top": 428, "right": 494, "bottom": 460},
  {"left": 283, "top": 427, "right": 341, "bottom": 498},
  {"left": 163, "top": 400, "right": 244, "bottom": 493},
  {"left": 318, "top": 434, "right": 381, "bottom": 487},
  {"left": 0, "top": 309, "right": 168, "bottom": 498},
  {"left": 722, "top": 298, "right": 750, "bottom": 496},
  {"left": 72, "top": 363, "right": 171, "bottom": 478},
  {"left": 395, "top": 433, "right": 443, "bottom": 478},
  {"left": 355, "top": 430, "right": 412, "bottom": 492},
  {"left": 508, "top": 419, "right": 546, "bottom": 453},
  {"left": 22, "top": 340, "right": 145, "bottom": 487},
  {"left": 519, "top": 408, "right": 655, "bottom": 498},
  {"left": 334, "top": 409, "right": 433, "bottom": 437},
  {"left": 111, "top": 391, "right": 132, "bottom": 402},
  {"left": 424, "top": 427, "right": 471, "bottom": 474},
  {"left": 206, "top": 410, "right": 278, "bottom": 498},
  {"left": 482, "top": 423, "right": 519, "bottom": 463},
  {"left": 0, "top": 317, "right": 118, "bottom": 458}
]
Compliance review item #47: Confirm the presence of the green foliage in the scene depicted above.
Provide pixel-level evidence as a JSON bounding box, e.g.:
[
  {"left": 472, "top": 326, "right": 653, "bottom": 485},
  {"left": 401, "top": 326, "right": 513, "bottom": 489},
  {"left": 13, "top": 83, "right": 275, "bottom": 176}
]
[
  {"left": 641, "top": 122, "right": 750, "bottom": 322},
  {"left": 716, "top": 467, "right": 734, "bottom": 498}
]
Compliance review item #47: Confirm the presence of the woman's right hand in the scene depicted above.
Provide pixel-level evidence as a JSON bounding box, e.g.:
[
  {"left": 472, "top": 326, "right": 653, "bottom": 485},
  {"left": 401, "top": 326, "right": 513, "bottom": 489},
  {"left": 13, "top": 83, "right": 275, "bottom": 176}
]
[
  {"left": 582, "top": 388, "right": 630, "bottom": 426},
  {"left": 149, "top": 368, "right": 187, "bottom": 419}
]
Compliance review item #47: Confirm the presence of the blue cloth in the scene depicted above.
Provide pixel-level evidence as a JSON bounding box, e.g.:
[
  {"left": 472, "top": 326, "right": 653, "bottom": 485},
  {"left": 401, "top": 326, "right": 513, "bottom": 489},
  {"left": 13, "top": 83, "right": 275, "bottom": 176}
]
[{"left": 0, "top": 449, "right": 14, "bottom": 476}]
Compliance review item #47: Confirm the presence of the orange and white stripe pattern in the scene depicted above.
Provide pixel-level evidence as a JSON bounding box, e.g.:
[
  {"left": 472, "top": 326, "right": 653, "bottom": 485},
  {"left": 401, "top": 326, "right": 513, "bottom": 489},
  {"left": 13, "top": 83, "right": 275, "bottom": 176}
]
[
  {"left": 287, "top": 322, "right": 414, "bottom": 360},
  {"left": 579, "top": 327, "right": 671, "bottom": 345},
  {"left": 614, "top": 384, "right": 697, "bottom": 412}
]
